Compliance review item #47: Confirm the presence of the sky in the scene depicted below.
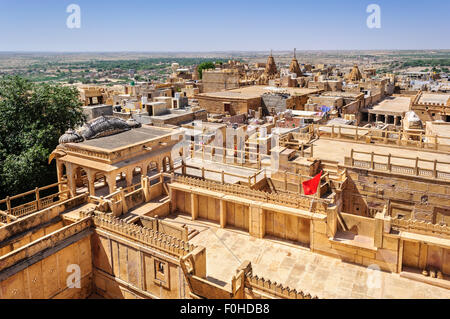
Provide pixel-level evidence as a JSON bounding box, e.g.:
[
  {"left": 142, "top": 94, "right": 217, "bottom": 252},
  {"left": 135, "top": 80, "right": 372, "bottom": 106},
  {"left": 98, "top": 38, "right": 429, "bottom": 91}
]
[{"left": 0, "top": 0, "right": 448, "bottom": 52}]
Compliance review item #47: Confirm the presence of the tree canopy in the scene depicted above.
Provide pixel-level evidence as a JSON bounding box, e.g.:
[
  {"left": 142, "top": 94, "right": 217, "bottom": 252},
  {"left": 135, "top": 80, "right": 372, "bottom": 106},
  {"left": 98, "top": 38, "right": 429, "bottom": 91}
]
[
  {"left": 0, "top": 76, "right": 85, "bottom": 198},
  {"left": 197, "top": 62, "right": 216, "bottom": 79}
]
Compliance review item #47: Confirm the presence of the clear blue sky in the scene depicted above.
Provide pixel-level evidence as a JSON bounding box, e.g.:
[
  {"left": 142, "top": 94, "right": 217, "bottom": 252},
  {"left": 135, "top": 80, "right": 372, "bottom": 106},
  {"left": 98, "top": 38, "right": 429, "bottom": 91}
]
[{"left": 0, "top": 0, "right": 448, "bottom": 51}]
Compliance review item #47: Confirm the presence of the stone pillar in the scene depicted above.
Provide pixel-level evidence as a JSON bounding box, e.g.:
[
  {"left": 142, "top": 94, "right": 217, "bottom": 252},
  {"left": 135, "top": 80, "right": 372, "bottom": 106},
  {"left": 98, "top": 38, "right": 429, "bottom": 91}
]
[
  {"left": 326, "top": 205, "right": 338, "bottom": 238},
  {"left": 191, "top": 193, "right": 198, "bottom": 220},
  {"left": 35, "top": 187, "right": 41, "bottom": 210},
  {"left": 120, "top": 188, "right": 128, "bottom": 214},
  {"left": 87, "top": 171, "right": 96, "bottom": 196},
  {"left": 67, "top": 164, "right": 76, "bottom": 198},
  {"left": 219, "top": 199, "right": 226, "bottom": 228},
  {"left": 142, "top": 176, "right": 150, "bottom": 201},
  {"left": 374, "top": 212, "right": 384, "bottom": 248},
  {"left": 126, "top": 169, "right": 133, "bottom": 187},
  {"left": 170, "top": 188, "right": 176, "bottom": 213},
  {"left": 397, "top": 240, "right": 404, "bottom": 273},
  {"left": 106, "top": 173, "right": 116, "bottom": 194},
  {"left": 56, "top": 160, "right": 63, "bottom": 194},
  {"left": 394, "top": 116, "right": 399, "bottom": 126},
  {"left": 249, "top": 206, "right": 265, "bottom": 239},
  {"left": 142, "top": 165, "right": 148, "bottom": 177}
]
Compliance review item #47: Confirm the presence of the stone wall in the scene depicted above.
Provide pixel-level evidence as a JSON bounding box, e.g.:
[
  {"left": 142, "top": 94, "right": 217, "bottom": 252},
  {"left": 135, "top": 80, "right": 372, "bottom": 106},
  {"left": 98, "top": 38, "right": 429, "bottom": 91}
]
[
  {"left": 202, "top": 71, "right": 239, "bottom": 93},
  {"left": 90, "top": 213, "right": 193, "bottom": 299},
  {"left": 197, "top": 96, "right": 262, "bottom": 116},
  {"left": 0, "top": 236, "right": 92, "bottom": 299},
  {"left": 0, "top": 218, "right": 93, "bottom": 299},
  {"left": 343, "top": 168, "right": 450, "bottom": 221}
]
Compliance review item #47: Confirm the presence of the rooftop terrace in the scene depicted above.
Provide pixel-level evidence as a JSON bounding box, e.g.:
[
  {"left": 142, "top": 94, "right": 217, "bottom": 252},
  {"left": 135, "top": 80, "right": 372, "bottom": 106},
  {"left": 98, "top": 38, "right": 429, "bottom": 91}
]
[
  {"left": 166, "top": 214, "right": 450, "bottom": 299},
  {"left": 76, "top": 126, "right": 174, "bottom": 151}
]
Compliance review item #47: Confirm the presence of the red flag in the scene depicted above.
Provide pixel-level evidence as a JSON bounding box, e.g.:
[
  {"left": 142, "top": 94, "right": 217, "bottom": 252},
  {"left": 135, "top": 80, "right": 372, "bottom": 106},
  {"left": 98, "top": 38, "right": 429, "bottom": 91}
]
[{"left": 302, "top": 171, "right": 322, "bottom": 195}]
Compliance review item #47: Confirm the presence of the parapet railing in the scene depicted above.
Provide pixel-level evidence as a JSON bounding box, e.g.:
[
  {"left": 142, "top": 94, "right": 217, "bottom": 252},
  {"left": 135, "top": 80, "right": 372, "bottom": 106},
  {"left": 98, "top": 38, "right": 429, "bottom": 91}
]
[
  {"left": 0, "top": 182, "right": 69, "bottom": 224},
  {"left": 180, "top": 161, "right": 265, "bottom": 186},
  {"left": 83, "top": 210, "right": 195, "bottom": 257},
  {"left": 345, "top": 149, "right": 450, "bottom": 181},
  {"left": 89, "top": 173, "right": 165, "bottom": 216},
  {"left": 190, "top": 142, "right": 272, "bottom": 169},
  {"left": 270, "top": 170, "right": 330, "bottom": 198},
  {"left": 172, "top": 175, "right": 330, "bottom": 212},
  {"left": 391, "top": 217, "right": 450, "bottom": 238},
  {"left": 313, "top": 124, "right": 450, "bottom": 152},
  {"left": 245, "top": 273, "right": 317, "bottom": 299}
]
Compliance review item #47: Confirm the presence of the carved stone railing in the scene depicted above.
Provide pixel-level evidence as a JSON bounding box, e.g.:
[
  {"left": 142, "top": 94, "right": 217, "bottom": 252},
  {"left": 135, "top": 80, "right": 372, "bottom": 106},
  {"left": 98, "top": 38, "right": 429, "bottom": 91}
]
[
  {"left": 391, "top": 218, "right": 450, "bottom": 238},
  {"left": 314, "top": 124, "right": 450, "bottom": 152},
  {"left": 345, "top": 150, "right": 450, "bottom": 181},
  {"left": 173, "top": 175, "right": 330, "bottom": 212},
  {"left": 245, "top": 273, "right": 318, "bottom": 299},
  {"left": 0, "top": 182, "right": 69, "bottom": 223},
  {"left": 82, "top": 211, "right": 195, "bottom": 257}
]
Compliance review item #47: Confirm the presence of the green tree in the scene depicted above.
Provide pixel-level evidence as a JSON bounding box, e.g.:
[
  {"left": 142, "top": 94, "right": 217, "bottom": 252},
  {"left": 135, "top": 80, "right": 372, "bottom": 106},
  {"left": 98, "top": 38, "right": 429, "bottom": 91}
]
[
  {"left": 197, "top": 62, "right": 215, "bottom": 79},
  {"left": 0, "top": 76, "right": 85, "bottom": 198}
]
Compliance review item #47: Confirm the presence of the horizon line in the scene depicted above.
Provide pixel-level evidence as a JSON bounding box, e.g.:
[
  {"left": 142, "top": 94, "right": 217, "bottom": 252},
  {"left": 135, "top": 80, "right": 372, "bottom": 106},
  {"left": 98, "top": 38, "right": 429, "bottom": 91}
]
[{"left": 0, "top": 49, "right": 449, "bottom": 54}]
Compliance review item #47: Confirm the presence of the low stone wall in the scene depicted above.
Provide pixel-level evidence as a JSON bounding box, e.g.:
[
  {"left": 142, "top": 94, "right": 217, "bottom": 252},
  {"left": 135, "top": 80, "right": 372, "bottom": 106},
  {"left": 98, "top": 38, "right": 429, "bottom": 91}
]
[{"left": 0, "top": 218, "right": 93, "bottom": 299}]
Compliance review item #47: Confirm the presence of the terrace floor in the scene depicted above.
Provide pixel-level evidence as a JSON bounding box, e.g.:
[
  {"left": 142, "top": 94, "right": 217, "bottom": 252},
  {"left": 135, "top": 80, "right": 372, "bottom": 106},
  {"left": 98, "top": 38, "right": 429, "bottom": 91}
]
[{"left": 165, "top": 213, "right": 450, "bottom": 299}]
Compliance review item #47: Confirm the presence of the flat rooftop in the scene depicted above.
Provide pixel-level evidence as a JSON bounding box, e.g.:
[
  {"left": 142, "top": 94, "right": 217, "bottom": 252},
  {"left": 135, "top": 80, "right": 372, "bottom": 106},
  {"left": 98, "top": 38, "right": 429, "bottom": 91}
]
[
  {"left": 197, "top": 91, "right": 261, "bottom": 100},
  {"left": 312, "top": 138, "right": 450, "bottom": 170},
  {"left": 370, "top": 96, "right": 411, "bottom": 114},
  {"left": 418, "top": 93, "right": 450, "bottom": 105},
  {"left": 228, "top": 85, "right": 320, "bottom": 96},
  {"left": 197, "top": 86, "right": 321, "bottom": 100},
  {"left": 321, "top": 91, "right": 363, "bottom": 98},
  {"left": 78, "top": 126, "right": 173, "bottom": 151}
]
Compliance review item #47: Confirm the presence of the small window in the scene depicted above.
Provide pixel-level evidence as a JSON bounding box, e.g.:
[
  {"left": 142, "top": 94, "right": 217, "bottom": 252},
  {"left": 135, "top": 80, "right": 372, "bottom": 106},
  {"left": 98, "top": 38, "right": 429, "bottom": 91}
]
[
  {"left": 153, "top": 258, "right": 170, "bottom": 289},
  {"left": 157, "top": 261, "right": 165, "bottom": 274}
]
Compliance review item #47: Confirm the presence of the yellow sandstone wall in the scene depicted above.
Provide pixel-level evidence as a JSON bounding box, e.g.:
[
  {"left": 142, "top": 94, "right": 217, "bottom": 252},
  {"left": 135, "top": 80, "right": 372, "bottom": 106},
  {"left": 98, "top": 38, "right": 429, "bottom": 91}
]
[
  {"left": 0, "top": 236, "right": 92, "bottom": 299},
  {"left": 91, "top": 231, "right": 189, "bottom": 299}
]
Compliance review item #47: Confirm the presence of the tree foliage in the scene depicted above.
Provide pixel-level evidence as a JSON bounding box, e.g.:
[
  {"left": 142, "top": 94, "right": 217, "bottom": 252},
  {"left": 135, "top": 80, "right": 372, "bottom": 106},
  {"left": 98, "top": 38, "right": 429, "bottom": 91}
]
[
  {"left": 197, "top": 62, "right": 216, "bottom": 79},
  {"left": 0, "top": 76, "right": 85, "bottom": 198}
]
